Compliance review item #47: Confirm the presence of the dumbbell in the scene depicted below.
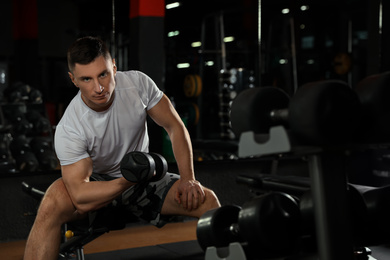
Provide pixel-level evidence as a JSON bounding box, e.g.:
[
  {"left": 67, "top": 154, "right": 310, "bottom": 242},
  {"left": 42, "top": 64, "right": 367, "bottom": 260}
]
[
  {"left": 29, "top": 88, "right": 43, "bottom": 104},
  {"left": 197, "top": 192, "right": 301, "bottom": 259},
  {"left": 5, "top": 82, "right": 42, "bottom": 103},
  {"left": 297, "top": 182, "right": 390, "bottom": 248},
  {"left": 30, "top": 137, "right": 59, "bottom": 170},
  {"left": 354, "top": 71, "right": 390, "bottom": 143},
  {"left": 9, "top": 135, "right": 39, "bottom": 172},
  {"left": 230, "top": 80, "right": 362, "bottom": 145},
  {"left": 120, "top": 151, "right": 168, "bottom": 183},
  {"left": 26, "top": 110, "right": 51, "bottom": 135},
  {"left": 0, "top": 140, "right": 17, "bottom": 174},
  {"left": 4, "top": 109, "right": 32, "bottom": 135}
]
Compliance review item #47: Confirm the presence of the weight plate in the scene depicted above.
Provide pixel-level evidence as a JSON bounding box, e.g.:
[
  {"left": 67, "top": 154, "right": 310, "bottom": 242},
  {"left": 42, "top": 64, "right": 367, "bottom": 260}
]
[
  {"left": 120, "top": 152, "right": 155, "bottom": 183},
  {"left": 333, "top": 52, "right": 352, "bottom": 75},
  {"left": 177, "top": 102, "right": 200, "bottom": 126},
  {"left": 183, "top": 74, "right": 202, "bottom": 98},
  {"left": 186, "top": 102, "right": 200, "bottom": 126},
  {"left": 288, "top": 80, "right": 362, "bottom": 145},
  {"left": 238, "top": 192, "right": 300, "bottom": 258},
  {"left": 148, "top": 153, "right": 168, "bottom": 182},
  {"left": 197, "top": 205, "right": 241, "bottom": 251},
  {"left": 230, "top": 87, "right": 290, "bottom": 137}
]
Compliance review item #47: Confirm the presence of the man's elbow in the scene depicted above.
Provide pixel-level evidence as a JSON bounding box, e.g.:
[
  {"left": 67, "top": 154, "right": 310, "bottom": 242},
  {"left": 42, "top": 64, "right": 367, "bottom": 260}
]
[
  {"left": 73, "top": 200, "right": 98, "bottom": 215},
  {"left": 73, "top": 203, "right": 89, "bottom": 215}
]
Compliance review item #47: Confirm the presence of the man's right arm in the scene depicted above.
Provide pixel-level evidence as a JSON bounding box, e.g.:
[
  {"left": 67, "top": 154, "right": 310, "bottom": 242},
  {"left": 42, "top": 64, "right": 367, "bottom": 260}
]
[{"left": 61, "top": 157, "right": 134, "bottom": 214}]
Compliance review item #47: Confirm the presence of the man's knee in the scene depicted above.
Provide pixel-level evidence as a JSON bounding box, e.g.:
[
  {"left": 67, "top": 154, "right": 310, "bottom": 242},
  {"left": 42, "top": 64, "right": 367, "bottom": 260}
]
[
  {"left": 204, "top": 188, "right": 220, "bottom": 209},
  {"left": 195, "top": 188, "right": 220, "bottom": 218},
  {"left": 36, "top": 179, "right": 77, "bottom": 224}
]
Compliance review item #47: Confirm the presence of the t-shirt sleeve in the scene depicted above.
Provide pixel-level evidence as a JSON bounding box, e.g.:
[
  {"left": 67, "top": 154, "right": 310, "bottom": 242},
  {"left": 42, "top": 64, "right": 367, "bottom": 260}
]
[
  {"left": 135, "top": 71, "right": 164, "bottom": 110},
  {"left": 54, "top": 124, "right": 89, "bottom": 166}
]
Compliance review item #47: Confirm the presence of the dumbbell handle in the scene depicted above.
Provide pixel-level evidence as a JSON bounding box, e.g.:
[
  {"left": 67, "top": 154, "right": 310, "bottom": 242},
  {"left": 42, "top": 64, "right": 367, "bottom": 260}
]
[
  {"left": 229, "top": 223, "right": 240, "bottom": 237},
  {"left": 270, "top": 109, "right": 289, "bottom": 124}
]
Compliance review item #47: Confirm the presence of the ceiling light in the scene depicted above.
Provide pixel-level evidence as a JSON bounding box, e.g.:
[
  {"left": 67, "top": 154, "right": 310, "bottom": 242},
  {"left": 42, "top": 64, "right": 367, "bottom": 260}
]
[
  {"left": 168, "top": 31, "right": 180, "bottom": 37},
  {"left": 166, "top": 2, "right": 181, "bottom": 9},
  {"left": 177, "top": 63, "right": 190, "bottom": 69},
  {"left": 300, "top": 5, "right": 309, "bottom": 11},
  {"left": 191, "top": 41, "right": 202, "bottom": 47},
  {"left": 279, "top": 59, "right": 288, "bottom": 64},
  {"left": 224, "top": 36, "right": 235, "bottom": 43}
]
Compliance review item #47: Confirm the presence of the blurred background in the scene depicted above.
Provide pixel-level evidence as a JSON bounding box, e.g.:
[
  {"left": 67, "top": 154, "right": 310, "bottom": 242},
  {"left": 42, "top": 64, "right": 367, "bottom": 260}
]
[{"left": 0, "top": 0, "right": 387, "bottom": 161}]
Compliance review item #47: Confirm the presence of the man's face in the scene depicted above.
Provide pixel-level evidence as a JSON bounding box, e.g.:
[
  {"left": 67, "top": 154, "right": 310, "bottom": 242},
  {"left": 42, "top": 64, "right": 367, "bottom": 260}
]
[{"left": 68, "top": 55, "right": 117, "bottom": 112}]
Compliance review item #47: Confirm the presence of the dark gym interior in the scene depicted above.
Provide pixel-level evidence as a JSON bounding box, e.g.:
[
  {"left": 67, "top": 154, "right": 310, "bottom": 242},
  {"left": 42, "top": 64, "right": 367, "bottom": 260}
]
[{"left": 1, "top": 0, "right": 390, "bottom": 259}]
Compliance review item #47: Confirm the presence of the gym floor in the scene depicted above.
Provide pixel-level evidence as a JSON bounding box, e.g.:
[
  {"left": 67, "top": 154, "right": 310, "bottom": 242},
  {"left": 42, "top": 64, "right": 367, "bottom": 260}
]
[{"left": 0, "top": 220, "right": 201, "bottom": 260}]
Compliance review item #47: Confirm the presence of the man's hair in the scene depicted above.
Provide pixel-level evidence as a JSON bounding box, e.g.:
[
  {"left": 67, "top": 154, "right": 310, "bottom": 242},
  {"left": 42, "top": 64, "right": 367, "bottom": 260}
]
[{"left": 67, "top": 36, "right": 111, "bottom": 72}]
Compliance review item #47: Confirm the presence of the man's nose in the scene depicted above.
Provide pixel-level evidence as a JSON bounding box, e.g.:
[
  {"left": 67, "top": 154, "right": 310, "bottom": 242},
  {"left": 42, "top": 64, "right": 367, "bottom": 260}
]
[{"left": 93, "top": 80, "right": 103, "bottom": 93}]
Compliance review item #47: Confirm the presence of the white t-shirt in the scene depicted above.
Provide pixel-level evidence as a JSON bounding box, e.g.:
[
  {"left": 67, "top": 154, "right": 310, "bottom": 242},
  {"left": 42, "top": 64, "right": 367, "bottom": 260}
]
[{"left": 54, "top": 70, "right": 164, "bottom": 178}]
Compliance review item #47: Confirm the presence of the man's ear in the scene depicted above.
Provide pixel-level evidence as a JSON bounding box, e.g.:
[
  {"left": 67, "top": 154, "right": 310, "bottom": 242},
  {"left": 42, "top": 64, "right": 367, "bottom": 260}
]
[
  {"left": 112, "top": 59, "right": 117, "bottom": 74},
  {"left": 68, "top": 72, "right": 78, "bottom": 87}
]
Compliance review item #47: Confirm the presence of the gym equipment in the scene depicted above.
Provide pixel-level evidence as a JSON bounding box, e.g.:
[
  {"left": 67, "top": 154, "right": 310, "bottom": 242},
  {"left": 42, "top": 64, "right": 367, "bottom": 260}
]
[
  {"left": 30, "top": 137, "right": 58, "bottom": 170},
  {"left": 355, "top": 71, "right": 390, "bottom": 143},
  {"left": 0, "top": 139, "right": 17, "bottom": 174},
  {"left": 25, "top": 110, "right": 51, "bottom": 135},
  {"left": 238, "top": 193, "right": 300, "bottom": 258},
  {"left": 197, "top": 205, "right": 242, "bottom": 250},
  {"left": 120, "top": 151, "right": 167, "bottom": 183},
  {"left": 230, "top": 86, "right": 290, "bottom": 136},
  {"left": 183, "top": 74, "right": 202, "bottom": 98},
  {"left": 58, "top": 205, "right": 128, "bottom": 260},
  {"left": 230, "top": 80, "right": 362, "bottom": 146},
  {"left": 148, "top": 152, "right": 168, "bottom": 182},
  {"left": 4, "top": 108, "right": 32, "bottom": 135},
  {"left": 197, "top": 192, "right": 300, "bottom": 259},
  {"left": 205, "top": 243, "right": 247, "bottom": 260},
  {"left": 4, "top": 82, "right": 43, "bottom": 103},
  {"left": 218, "top": 73, "right": 390, "bottom": 259},
  {"left": 333, "top": 52, "right": 352, "bottom": 75},
  {"left": 9, "top": 135, "right": 39, "bottom": 172},
  {"left": 177, "top": 102, "right": 200, "bottom": 126},
  {"left": 28, "top": 88, "right": 43, "bottom": 104},
  {"left": 348, "top": 184, "right": 390, "bottom": 247},
  {"left": 233, "top": 172, "right": 390, "bottom": 258}
]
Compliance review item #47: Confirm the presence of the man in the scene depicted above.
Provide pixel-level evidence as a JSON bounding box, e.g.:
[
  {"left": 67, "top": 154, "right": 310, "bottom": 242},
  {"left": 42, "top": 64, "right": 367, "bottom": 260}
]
[{"left": 23, "top": 36, "right": 220, "bottom": 260}]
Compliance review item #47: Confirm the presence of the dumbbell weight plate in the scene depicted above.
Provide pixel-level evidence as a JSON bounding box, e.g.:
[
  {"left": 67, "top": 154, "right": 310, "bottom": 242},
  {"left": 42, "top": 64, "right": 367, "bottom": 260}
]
[
  {"left": 238, "top": 192, "right": 300, "bottom": 258},
  {"left": 148, "top": 153, "right": 168, "bottom": 182},
  {"left": 183, "top": 74, "right": 202, "bottom": 98},
  {"left": 288, "top": 80, "right": 362, "bottom": 145},
  {"left": 230, "top": 87, "right": 290, "bottom": 137},
  {"left": 197, "top": 205, "right": 242, "bottom": 251},
  {"left": 120, "top": 152, "right": 155, "bottom": 183}
]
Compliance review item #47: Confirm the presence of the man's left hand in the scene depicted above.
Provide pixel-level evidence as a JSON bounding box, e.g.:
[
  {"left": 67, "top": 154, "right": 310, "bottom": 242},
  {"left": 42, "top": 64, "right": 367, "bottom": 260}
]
[{"left": 174, "top": 179, "right": 205, "bottom": 211}]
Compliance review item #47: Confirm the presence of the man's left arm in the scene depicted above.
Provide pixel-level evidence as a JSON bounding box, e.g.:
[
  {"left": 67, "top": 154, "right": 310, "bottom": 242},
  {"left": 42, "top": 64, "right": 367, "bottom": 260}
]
[{"left": 147, "top": 94, "right": 205, "bottom": 211}]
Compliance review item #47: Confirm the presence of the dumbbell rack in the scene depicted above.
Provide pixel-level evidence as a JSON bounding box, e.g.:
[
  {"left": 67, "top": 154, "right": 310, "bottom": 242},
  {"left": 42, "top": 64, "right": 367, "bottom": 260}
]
[{"left": 205, "top": 126, "right": 355, "bottom": 260}]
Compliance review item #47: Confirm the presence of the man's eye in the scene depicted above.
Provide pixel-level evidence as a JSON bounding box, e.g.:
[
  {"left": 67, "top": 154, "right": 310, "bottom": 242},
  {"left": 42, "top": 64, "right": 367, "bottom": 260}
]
[
  {"left": 100, "top": 72, "right": 108, "bottom": 78},
  {"left": 82, "top": 78, "right": 91, "bottom": 82}
]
